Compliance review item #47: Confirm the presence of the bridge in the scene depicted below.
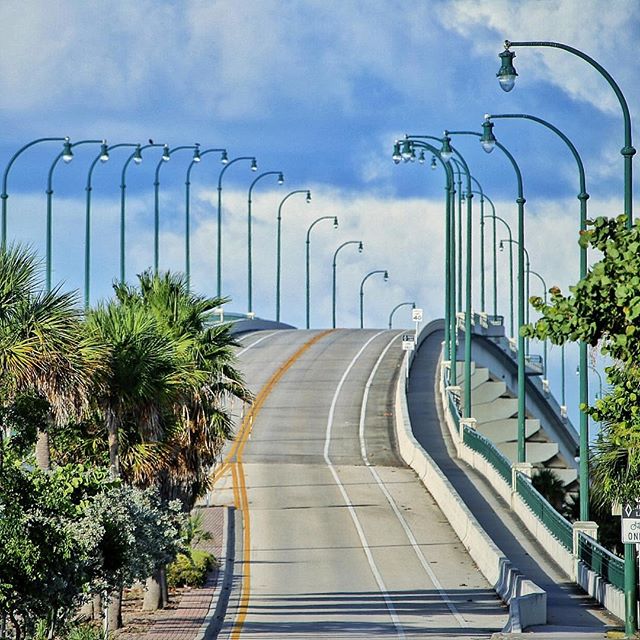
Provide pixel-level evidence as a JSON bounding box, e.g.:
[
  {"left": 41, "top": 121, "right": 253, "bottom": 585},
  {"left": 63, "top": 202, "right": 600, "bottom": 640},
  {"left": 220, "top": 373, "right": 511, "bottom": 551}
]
[{"left": 203, "top": 318, "right": 625, "bottom": 639}]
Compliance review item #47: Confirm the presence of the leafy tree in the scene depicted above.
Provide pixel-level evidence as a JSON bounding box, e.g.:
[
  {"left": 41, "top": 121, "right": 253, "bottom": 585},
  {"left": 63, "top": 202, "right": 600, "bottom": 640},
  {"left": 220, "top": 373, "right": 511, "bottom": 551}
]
[
  {"left": 532, "top": 468, "right": 567, "bottom": 512},
  {"left": 524, "top": 214, "right": 640, "bottom": 508}
]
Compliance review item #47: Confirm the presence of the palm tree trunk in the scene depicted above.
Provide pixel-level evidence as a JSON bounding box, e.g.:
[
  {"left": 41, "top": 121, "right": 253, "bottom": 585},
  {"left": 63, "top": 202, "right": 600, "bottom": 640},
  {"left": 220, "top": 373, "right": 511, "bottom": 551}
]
[
  {"left": 142, "top": 569, "right": 164, "bottom": 610},
  {"left": 107, "top": 414, "right": 119, "bottom": 478},
  {"left": 35, "top": 428, "right": 50, "bottom": 471},
  {"left": 106, "top": 589, "right": 122, "bottom": 631}
]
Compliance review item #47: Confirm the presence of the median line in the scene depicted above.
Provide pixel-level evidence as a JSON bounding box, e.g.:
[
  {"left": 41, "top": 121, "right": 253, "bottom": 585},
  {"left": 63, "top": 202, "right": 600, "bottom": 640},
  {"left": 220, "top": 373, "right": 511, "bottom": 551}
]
[{"left": 213, "top": 329, "right": 334, "bottom": 639}]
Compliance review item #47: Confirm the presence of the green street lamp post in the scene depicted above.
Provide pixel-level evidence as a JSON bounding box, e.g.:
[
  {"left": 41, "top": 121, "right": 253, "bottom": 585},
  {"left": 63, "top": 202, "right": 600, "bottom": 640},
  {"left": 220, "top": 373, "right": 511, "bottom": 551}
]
[
  {"left": 46, "top": 138, "right": 103, "bottom": 292},
  {"left": 120, "top": 143, "right": 168, "bottom": 283},
  {"left": 487, "top": 214, "right": 514, "bottom": 337},
  {"left": 394, "top": 138, "right": 456, "bottom": 373},
  {"left": 500, "top": 238, "right": 531, "bottom": 354},
  {"left": 388, "top": 302, "right": 416, "bottom": 329},
  {"left": 409, "top": 134, "right": 474, "bottom": 419},
  {"left": 154, "top": 144, "right": 200, "bottom": 274},
  {"left": 332, "top": 240, "right": 363, "bottom": 329},
  {"left": 306, "top": 215, "right": 338, "bottom": 329},
  {"left": 2, "top": 137, "right": 69, "bottom": 249},
  {"left": 84, "top": 142, "right": 138, "bottom": 308},
  {"left": 470, "top": 176, "right": 487, "bottom": 313},
  {"left": 217, "top": 156, "right": 257, "bottom": 298},
  {"left": 487, "top": 112, "right": 592, "bottom": 521},
  {"left": 450, "top": 158, "right": 464, "bottom": 312},
  {"left": 497, "top": 40, "right": 634, "bottom": 229},
  {"left": 452, "top": 123, "right": 528, "bottom": 462},
  {"left": 247, "top": 171, "right": 284, "bottom": 315},
  {"left": 472, "top": 190, "right": 498, "bottom": 319},
  {"left": 529, "top": 269, "right": 548, "bottom": 380},
  {"left": 185, "top": 148, "right": 227, "bottom": 290},
  {"left": 359, "top": 269, "right": 389, "bottom": 329},
  {"left": 276, "top": 189, "right": 310, "bottom": 322}
]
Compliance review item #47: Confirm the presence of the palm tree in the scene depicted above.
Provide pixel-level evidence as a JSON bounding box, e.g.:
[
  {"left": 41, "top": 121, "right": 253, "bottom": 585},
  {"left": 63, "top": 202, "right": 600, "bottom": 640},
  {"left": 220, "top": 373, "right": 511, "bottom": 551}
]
[{"left": 0, "top": 245, "right": 103, "bottom": 469}]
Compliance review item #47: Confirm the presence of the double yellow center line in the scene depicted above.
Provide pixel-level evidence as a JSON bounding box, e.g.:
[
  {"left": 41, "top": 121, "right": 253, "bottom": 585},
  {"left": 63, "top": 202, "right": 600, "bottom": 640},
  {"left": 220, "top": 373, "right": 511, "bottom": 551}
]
[{"left": 213, "top": 330, "right": 333, "bottom": 639}]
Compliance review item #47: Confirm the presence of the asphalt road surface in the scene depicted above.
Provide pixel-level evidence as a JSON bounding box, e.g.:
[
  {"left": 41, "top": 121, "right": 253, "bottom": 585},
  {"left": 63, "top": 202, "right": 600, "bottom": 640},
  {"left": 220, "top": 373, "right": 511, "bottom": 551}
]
[{"left": 213, "top": 329, "right": 508, "bottom": 639}]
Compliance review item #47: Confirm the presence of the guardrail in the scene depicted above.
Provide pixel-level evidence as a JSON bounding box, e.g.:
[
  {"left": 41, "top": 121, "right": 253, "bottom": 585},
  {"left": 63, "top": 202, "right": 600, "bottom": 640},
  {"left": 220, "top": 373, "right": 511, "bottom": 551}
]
[
  {"left": 578, "top": 532, "right": 625, "bottom": 591},
  {"left": 464, "top": 427, "right": 512, "bottom": 485}
]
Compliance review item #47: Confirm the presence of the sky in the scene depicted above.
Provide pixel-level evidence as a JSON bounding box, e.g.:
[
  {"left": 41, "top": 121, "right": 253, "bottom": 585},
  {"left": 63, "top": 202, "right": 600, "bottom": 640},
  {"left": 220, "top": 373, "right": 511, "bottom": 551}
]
[{"left": 1, "top": 0, "right": 639, "bottom": 430}]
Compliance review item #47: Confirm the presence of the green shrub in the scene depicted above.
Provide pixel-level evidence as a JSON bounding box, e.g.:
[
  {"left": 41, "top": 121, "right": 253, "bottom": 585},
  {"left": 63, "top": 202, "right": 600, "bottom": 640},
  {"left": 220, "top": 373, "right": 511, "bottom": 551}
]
[
  {"left": 65, "top": 622, "right": 104, "bottom": 640},
  {"left": 167, "top": 549, "right": 216, "bottom": 588}
]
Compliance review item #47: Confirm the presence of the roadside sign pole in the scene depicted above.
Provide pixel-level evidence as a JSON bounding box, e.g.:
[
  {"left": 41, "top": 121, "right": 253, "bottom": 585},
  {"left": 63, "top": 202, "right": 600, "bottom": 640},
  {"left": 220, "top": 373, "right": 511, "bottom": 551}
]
[{"left": 621, "top": 503, "right": 639, "bottom": 636}]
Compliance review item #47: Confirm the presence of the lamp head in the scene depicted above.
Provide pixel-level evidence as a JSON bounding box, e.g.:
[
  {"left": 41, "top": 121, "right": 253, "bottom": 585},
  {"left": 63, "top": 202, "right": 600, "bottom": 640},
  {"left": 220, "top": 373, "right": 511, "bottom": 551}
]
[
  {"left": 383, "top": 270, "right": 389, "bottom": 282},
  {"left": 440, "top": 135, "right": 453, "bottom": 161},
  {"left": 497, "top": 46, "right": 518, "bottom": 92},
  {"left": 162, "top": 145, "right": 170, "bottom": 162},
  {"left": 250, "top": 158, "right": 258, "bottom": 171},
  {"left": 133, "top": 145, "right": 143, "bottom": 164},
  {"left": 499, "top": 240, "right": 505, "bottom": 251},
  {"left": 418, "top": 150, "right": 425, "bottom": 164},
  {"left": 221, "top": 149, "right": 229, "bottom": 164},
  {"left": 193, "top": 144, "right": 201, "bottom": 163},
  {"left": 401, "top": 139, "right": 413, "bottom": 162},
  {"left": 412, "top": 302, "right": 416, "bottom": 309},
  {"left": 305, "top": 191, "right": 311, "bottom": 203},
  {"left": 333, "top": 216, "right": 338, "bottom": 229},
  {"left": 277, "top": 172, "right": 284, "bottom": 185},
  {"left": 392, "top": 142, "right": 402, "bottom": 164},
  {"left": 480, "top": 117, "right": 497, "bottom": 153},
  {"left": 99, "top": 141, "right": 109, "bottom": 163},
  {"left": 62, "top": 138, "right": 74, "bottom": 163},
  {"left": 430, "top": 156, "right": 437, "bottom": 170},
  {"left": 358, "top": 241, "right": 363, "bottom": 253}
]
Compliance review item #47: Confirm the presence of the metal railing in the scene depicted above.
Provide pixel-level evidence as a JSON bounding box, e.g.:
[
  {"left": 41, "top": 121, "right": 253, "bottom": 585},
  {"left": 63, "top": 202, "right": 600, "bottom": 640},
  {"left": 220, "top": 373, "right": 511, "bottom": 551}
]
[
  {"left": 578, "top": 532, "right": 624, "bottom": 591},
  {"left": 516, "top": 472, "right": 573, "bottom": 551},
  {"left": 463, "top": 426, "right": 512, "bottom": 484}
]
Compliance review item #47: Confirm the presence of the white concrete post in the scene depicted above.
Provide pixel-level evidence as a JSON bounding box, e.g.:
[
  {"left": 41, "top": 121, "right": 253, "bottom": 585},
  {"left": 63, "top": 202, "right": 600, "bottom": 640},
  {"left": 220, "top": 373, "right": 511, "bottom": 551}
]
[
  {"left": 459, "top": 417, "right": 477, "bottom": 441},
  {"left": 572, "top": 521, "right": 599, "bottom": 582}
]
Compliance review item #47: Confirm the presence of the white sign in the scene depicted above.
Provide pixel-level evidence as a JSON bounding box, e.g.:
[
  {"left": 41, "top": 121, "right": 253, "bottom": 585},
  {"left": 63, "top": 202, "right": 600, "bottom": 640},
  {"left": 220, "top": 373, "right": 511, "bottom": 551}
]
[
  {"left": 621, "top": 503, "right": 640, "bottom": 543},
  {"left": 402, "top": 334, "right": 415, "bottom": 351},
  {"left": 412, "top": 308, "right": 423, "bottom": 322}
]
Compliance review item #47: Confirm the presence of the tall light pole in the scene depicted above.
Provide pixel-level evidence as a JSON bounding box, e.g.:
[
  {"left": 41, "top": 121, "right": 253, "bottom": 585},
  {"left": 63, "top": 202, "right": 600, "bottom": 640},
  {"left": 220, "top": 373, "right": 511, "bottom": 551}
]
[
  {"left": 393, "top": 138, "right": 456, "bottom": 375},
  {"left": 500, "top": 238, "right": 531, "bottom": 353},
  {"left": 486, "top": 214, "right": 514, "bottom": 338},
  {"left": 486, "top": 112, "right": 592, "bottom": 521},
  {"left": 120, "top": 143, "right": 168, "bottom": 283},
  {"left": 469, "top": 175, "right": 487, "bottom": 313},
  {"left": 497, "top": 40, "right": 634, "bottom": 229},
  {"left": 247, "top": 171, "right": 284, "bottom": 315},
  {"left": 472, "top": 190, "right": 498, "bottom": 319},
  {"left": 46, "top": 138, "right": 103, "bottom": 292},
  {"left": 388, "top": 301, "right": 416, "bottom": 329},
  {"left": 332, "top": 240, "right": 363, "bottom": 328},
  {"left": 306, "top": 215, "right": 338, "bottom": 329},
  {"left": 185, "top": 148, "right": 227, "bottom": 290},
  {"left": 449, "top": 124, "right": 528, "bottom": 462},
  {"left": 359, "top": 269, "right": 389, "bottom": 328},
  {"left": 2, "top": 137, "right": 69, "bottom": 249},
  {"left": 84, "top": 142, "right": 138, "bottom": 308},
  {"left": 408, "top": 133, "right": 474, "bottom": 419},
  {"left": 154, "top": 144, "right": 200, "bottom": 274},
  {"left": 217, "top": 156, "right": 257, "bottom": 298},
  {"left": 276, "top": 189, "right": 310, "bottom": 322},
  {"left": 528, "top": 269, "right": 548, "bottom": 380}
]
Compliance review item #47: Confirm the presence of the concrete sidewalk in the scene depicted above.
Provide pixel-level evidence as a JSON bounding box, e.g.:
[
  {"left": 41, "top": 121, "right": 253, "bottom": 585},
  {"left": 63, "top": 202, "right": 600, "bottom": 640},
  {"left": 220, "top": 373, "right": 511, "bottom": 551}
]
[{"left": 407, "top": 329, "right": 620, "bottom": 636}]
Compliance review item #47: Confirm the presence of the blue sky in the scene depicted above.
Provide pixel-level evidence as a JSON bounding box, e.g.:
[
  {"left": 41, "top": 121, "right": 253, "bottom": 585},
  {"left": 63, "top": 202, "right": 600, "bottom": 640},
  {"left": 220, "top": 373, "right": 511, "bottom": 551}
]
[{"left": 1, "top": 0, "right": 639, "bottom": 428}]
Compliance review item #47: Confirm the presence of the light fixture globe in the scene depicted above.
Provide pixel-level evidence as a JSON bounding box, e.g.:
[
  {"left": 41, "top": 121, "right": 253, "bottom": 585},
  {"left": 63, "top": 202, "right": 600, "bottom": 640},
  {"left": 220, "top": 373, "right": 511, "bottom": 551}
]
[
  {"left": 193, "top": 145, "right": 201, "bottom": 162},
  {"left": 62, "top": 138, "right": 74, "bottom": 163},
  {"left": 221, "top": 149, "right": 229, "bottom": 164},
  {"left": 333, "top": 216, "right": 338, "bottom": 229},
  {"left": 392, "top": 142, "right": 402, "bottom": 164},
  {"left": 440, "top": 135, "right": 453, "bottom": 161},
  {"left": 277, "top": 172, "right": 284, "bottom": 185},
  {"left": 418, "top": 150, "right": 425, "bottom": 164},
  {"left": 250, "top": 158, "right": 258, "bottom": 171},
  {"left": 430, "top": 156, "right": 437, "bottom": 170},
  {"left": 162, "top": 145, "right": 170, "bottom": 162},
  {"left": 400, "top": 139, "right": 413, "bottom": 162},
  {"left": 133, "top": 145, "right": 143, "bottom": 164},
  {"left": 305, "top": 191, "right": 311, "bottom": 203},
  {"left": 99, "top": 142, "right": 109, "bottom": 163},
  {"left": 358, "top": 241, "right": 363, "bottom": 253},
  {"left": 480, "top": 118, "right": 497, "bottom": 153},
  {"left": 383, "top": 270, "right": 389, "bottom": 282},
  {"left": 497, "top": 47, "right": 518, "bottom": 92}
]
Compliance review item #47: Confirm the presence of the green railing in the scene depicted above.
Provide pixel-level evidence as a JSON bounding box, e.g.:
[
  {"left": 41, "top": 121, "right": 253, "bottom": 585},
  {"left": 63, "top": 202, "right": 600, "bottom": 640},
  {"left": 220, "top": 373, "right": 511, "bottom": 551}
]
[
  {"left": 578, "top": 532, "right": 624, "bottom": 591},
  {"left": 516, "top": 472, "right": 573, "bottom": 551},
  {"left": 463, "top": 427, "right": 512, "bottom": 484}
]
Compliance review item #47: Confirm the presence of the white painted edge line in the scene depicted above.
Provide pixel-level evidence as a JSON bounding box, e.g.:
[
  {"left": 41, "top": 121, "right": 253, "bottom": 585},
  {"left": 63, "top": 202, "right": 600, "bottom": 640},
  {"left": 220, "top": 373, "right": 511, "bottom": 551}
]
[
  {"left": 236, "top": 331, "right": 278, "bottom": 356},
  {"left": 324, "top": 330, "right": 406, "bottom": 640},
  {"left": 358, "top": 333, "right": 468, "bottom": 628}
]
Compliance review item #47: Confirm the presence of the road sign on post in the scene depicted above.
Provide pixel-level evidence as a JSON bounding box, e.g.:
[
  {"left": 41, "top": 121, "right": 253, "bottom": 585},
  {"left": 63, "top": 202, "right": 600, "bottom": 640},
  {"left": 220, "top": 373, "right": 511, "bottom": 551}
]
[
  {"left": 622, "top": 503, "right": 640, "bottom": 543},
  {"left": 402, "top": 334, "right": 415, "bottom": 351},
  {"left": 412, "top": 308, "right": 423, "bottom": 323}
]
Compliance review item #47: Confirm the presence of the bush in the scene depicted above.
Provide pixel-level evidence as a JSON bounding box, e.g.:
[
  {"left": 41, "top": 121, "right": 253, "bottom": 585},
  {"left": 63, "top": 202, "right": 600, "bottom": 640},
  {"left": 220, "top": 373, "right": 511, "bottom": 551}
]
[{"left": 167, "top": 550, "right": 216, "bottom": 588}]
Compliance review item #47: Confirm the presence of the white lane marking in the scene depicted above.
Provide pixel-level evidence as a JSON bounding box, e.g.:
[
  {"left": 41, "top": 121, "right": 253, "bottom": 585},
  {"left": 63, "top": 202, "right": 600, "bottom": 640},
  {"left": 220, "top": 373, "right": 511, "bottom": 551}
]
[
  {"left": 236, "top": 331, "right": 278, "bottom": 356},
  {"left": 359, "top": 333, "right": 468, "bottom": 627},
  {"left": 324, "top": 331, "right": 406, "bottom": 640}
]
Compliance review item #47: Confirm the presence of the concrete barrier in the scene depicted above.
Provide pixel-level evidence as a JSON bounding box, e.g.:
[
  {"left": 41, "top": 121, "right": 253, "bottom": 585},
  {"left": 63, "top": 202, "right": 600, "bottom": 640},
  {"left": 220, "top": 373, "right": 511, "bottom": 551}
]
[{"left": 395, "top": 351, "right": 547, "bottom": 631}]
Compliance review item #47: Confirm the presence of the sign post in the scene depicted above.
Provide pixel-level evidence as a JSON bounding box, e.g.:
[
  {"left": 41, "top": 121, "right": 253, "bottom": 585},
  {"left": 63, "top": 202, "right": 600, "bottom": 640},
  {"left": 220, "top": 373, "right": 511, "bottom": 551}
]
[
  {"left": 402, "top": 333, "right": 415, "bottom": 379},
  {"left": 621, "top": 503, "right": 639, "bottom": 636},
  {"left": 412, "top": 307, "right": 423, "bottom": 344}
]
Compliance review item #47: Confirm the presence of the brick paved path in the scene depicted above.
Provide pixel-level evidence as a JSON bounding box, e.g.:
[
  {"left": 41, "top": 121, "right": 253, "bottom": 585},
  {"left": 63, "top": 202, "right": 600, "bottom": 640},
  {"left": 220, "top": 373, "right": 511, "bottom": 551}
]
[{"left": 119, "top": 506, "right": 225, "bottom": 640}]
